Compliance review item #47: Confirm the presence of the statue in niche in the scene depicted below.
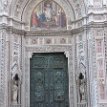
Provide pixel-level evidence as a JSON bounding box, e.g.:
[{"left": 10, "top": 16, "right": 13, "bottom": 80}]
[
  {"left": 11, "top": 61, "right": 21, "bottom": 104},
  {"left": 11, "top": 73, "right": 20, "bottom": 104},
  {"left": 79, "top": 72, "right": 86, "bottom": 102}
]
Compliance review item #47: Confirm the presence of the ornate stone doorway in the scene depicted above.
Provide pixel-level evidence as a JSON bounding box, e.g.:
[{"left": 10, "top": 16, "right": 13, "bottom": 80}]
[{"left": 30, "top": 53, "right": 69, "bottom": 107}]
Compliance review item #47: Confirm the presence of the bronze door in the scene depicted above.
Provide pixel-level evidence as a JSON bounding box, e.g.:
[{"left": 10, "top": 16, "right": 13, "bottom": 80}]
[{"left": 30, "top": 53, "right": 69, "bottom": 107}]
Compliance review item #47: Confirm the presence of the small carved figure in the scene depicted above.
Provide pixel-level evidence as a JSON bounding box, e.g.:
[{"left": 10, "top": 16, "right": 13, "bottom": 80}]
[
  {"left": 12, "top": 73, "right": 20, "bottom": 104},
  {"left": 11, "top": 61, "right": 21, "bottom": 104},
  {"left": 79, "top": 72, "right": 86, "bottom": 102},
  {"left": 0, "top": 0, "right": 8, "bottom": 12}
]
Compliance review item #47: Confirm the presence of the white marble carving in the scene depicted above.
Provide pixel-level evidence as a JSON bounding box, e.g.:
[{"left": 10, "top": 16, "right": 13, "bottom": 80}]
[
  {"left": 0, "top": 0, "right": 107, "bottom": 107},
  {"left": 0, "top": 0, "right": 8, "bottom": 13},
  {"left": 11, "top": 61, "right": 21, "bottom": 104},
  {"left": 11, "top": 74, "right": 20, "bottom": 104}
]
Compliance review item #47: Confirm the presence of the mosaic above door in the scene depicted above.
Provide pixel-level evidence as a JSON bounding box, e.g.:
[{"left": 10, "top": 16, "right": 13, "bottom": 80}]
[{"left": 31, "top": 0, "right": 66, "bottom": 30}]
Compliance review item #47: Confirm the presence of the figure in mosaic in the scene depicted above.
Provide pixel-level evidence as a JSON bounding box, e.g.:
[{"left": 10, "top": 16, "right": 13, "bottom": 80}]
[{"left": 31, "top": 0, "right": 66, "bottom": 30}]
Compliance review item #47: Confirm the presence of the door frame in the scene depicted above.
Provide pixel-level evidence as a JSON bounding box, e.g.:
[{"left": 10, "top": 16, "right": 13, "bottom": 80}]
[{"left": 22, "top": 45, "right": 77, "bottom": 107}]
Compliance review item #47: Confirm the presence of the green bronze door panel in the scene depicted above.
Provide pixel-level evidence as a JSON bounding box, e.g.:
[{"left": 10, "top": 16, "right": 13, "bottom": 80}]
[{"left": 30, "top": 53, "right": 69, "bottom": 107}]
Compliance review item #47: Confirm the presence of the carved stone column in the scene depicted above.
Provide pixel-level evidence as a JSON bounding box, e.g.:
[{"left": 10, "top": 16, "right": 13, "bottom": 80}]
[
  {"left": 0, "top": 28, "right": 9, "bottom": 107},
  {"left": 104, "top": 26, "right": 107, "bottom": 102},
  {"left": 87, "top": 28, "right": 98, "bottom": 107}
]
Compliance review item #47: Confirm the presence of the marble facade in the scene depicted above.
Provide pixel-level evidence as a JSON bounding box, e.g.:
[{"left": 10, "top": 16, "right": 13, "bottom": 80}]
[{"left": 0, "top": 0, "right": 107, "bottom": 107}]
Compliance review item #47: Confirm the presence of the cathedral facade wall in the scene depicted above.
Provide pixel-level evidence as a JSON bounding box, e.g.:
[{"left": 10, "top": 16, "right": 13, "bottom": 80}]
[{"left": 0, "top": 0, "right": 107, "bottom": 107}]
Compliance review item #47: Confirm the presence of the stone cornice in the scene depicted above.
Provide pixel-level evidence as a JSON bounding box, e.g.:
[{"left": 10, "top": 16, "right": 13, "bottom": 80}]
[
  {"left": 7, "top": 26, "right": 25, "bottom": 35},
  {"left": 87, "top": 22, "right": 107, "bottom": 28},
  {"left": 0, "top": 25, "right": 25, "bottom": 35},
  {"left": 1, "top": 13, "right": 107, "bottom": 33},
  {"left": 1, "top": 20, "right": 107, "bottom": 35},
  {"left": 26, "top": 30, "right": 72, "bottom": 36}
]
